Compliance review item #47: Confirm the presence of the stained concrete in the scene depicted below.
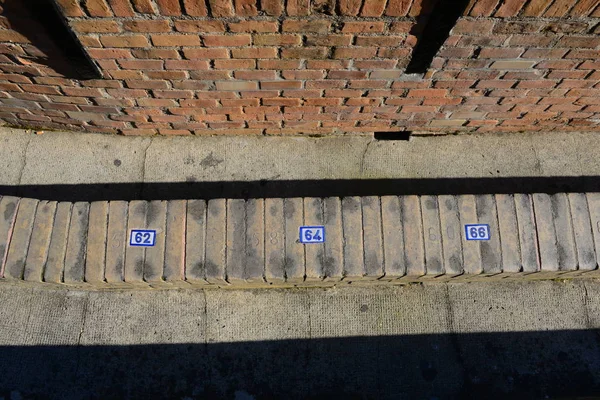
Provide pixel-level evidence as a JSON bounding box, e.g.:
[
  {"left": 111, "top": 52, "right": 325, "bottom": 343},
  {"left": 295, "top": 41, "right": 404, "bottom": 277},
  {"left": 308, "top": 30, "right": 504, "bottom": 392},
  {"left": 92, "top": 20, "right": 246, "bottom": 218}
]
[
  {"left": 1, "top": 129, "right": 600, "bottom": 191},
  {"left": 1, "top": 280, "right": 600, "bottom": 399}
]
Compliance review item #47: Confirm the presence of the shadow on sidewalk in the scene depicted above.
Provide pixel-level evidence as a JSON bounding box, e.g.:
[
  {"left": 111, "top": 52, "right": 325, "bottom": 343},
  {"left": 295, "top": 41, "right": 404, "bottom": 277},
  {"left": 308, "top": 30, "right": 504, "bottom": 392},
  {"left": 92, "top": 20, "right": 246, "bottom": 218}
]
[
  {"left": 1, "top": 329, "right": 600, "bottom": 399},
  {"left": 1, "top": 176, "right": 599, "bottom": 201}
]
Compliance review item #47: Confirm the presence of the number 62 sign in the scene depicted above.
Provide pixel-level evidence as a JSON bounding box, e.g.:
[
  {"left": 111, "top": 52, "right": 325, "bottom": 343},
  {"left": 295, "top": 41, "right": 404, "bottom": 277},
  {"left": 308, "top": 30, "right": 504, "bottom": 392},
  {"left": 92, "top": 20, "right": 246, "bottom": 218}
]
[
  {"left": 465, "top": 224, "right": 490, "bottom": 241},
  {"left": 129, "top": 229, "right": 156, "bottom": 247}
]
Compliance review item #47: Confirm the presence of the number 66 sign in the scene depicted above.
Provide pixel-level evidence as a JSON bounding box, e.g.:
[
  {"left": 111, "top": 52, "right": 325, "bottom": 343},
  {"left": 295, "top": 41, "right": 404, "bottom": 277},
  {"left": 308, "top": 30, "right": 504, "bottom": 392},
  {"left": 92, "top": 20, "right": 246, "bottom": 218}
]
[
  {"left": 464, "top": 224, "right": 490, "bottom": 241},
  {"left": 129, "top": 229, "right": 157, "bottom": 247}
]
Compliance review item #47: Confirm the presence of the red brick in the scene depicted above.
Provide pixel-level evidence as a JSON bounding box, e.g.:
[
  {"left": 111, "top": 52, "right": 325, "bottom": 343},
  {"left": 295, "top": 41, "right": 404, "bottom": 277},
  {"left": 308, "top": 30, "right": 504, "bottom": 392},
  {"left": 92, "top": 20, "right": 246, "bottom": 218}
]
[
  {"left": 71, "top": 21, "right": 121, "bottom": 33},
  {"left": 182, "top": 0, "right": 208, "bottom": 15},
  {"left": 175, "top": 20, "right": 225, "bottom": 32},
  {"left": 385, "top": 0, "right": 412, "bottom": 16},
  {"left": 254, "top": 35, "right": 302, "bottom": 46},
  {"left": 493, "top": 21, "right": 544, "bottom": 34},
  {"left": 570, "top": 0, "right": 598, "bottom": 16},
  {"left": 548, "top": 70, "right": 589, "bottom": 79},
  {"left": 234, "top": 0, "right": 258, "bottom": 15},
  {"left": 214, "top": 59, "right": 256, "bottom": 69},
  {"left": 0, "top": 30, "right": 30, "bottom": 43},
  {"left": 208, "top": 0, "right": 234, "bottom": 16},
  {"left": 494, "top": 0, "right": 526, "bottom": 16},
  {"left": 235, "top": 70, "right": 277, "bottom": 79},
  {"left": 183, "top": 48, "right": 229, "bottom": 59},
  {"left": 100, "top": 35, "right": 150, "bottom": 48},
  {"left": 355, "top": 36, "right": 404, "bottom": 46},
  {"left": 577, "top": 63, "right": 600, "bottom": 74},
  {"left": 231, "top": 47, "right": 278, "bottom": 58},
  {"left": 283, "top": 20, "right": 331, "bottom": 34},
  {"left": 125, "top": 80, "right": 170, "bottom": 90},
  {"left": 155, "top": 0, "right": 181, "bottom": 15},
  {"left": 355, "top": 60, "right": 398, "bottom": 69},
  {"left": 438, "top": 48, "right": 473, "bottom": 58},
  {"left": 202, "top": 35, "right": 252, "bottom": 47},
  {"left": 407, "top": 89, "right": 448, "bottom": 97},
  {"left": 122, "top": 129, "right": 157, "bottom": 135},
  {"left": 401, "top": 105, "right": 439, "bottom": 113},
  {"left": 132, "top": 49, "right": 180, "bottom": 59},
  {"left": 85, "top": 0, "right": 113, "bottom": 16},
  {"left": 521, "top": 48, "right": 569, "bottom": 59},
  {"left": 152, "top": 34, "right": 201, "bottom": 46},
  {"left": 62, "top": 87, "right": 104, "bottom": 97},
  {"left": 179, "top": 100, "right": 220, "bottom": 107},
  {"left": 287, "top": 0, "right": 310, "bottom": 15},
  {"left": 543, "top": 0, "right": 573, "bottom": 17},
  {"left": 378, "top": 48, "right": 412, "bottom": 58},
  {"left": 307, "top": 35, "right": 353, "bottom": 46},
  {"left": 229, "top": 21, "right": 278, "bottom": 33},
  {"left": 535, "top": 60, "right": 578, "bottom": 69},
  {"left": 469, "top": 0, "right": 500, "bottom": 16},
  {"left": 260, "top": 81, "right": 302, "bottom": 90},
  {"left": 79, "top": 36, "right": 102, "bottom": 47},
  {"left": 282, "top": 70, "right": 325, "bottom": 79},
  {"left": 333, "top": 47, "right": 377, "bottom": 59},
  {"left": 516, "top": 80, "right": 558, "bottom": 89},
  {"left": 105, "top": 0, "right": 136, "bottom": 16},
  {"left": 565, "top": 49, "right": 600, "bottom": 59},
  {"left": 118, "top": 60, "right": 165, "bottom": 71},
  {"left": 361, "top": 0, "right": 386, "bottom": 16},
  {"left": 479, "top": 47, "right": 524, "bottom": 58},
  {"left": 215, "top": 81, "right": 259, "bottom": 91},
  {"left": 282, "top": 47, "right": 328, "bottom": 59},
  {"left": 55, "top": 0, "right": 86, "bottom": 16},
  {"left": 342, "top": 22, "right": 386, "bottom": 33},
  {"left": 507, "top": 35, "right": 554, "bottom": 47},
  {"left": 452, "top": 19, "right": 494, "bottom": 35},
  {"left": 165, "top": 60, "right": 210, "bottom": 70},
  {"left": 523, "top": 0, "right": 551, "bottom": 16},
  {"left": 123, "top": 20, "right": 171, "bottom": 33},
  {"left": 557, "top": 36, "right": 600, "bottom": 48},
  {"left": 409, "top": 0, "right": 435, "bottom": 16},
  {"left": 131, "top": 0, "right": 156, "bottom": 13},
  {"left": 261, "top": 0, "right": 284, "bottom": 15}
]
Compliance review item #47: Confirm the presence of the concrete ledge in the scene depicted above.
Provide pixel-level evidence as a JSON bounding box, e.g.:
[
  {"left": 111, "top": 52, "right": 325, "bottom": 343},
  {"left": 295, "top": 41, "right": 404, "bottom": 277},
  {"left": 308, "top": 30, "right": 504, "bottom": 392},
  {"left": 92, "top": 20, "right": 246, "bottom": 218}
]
[{"left": 1, "top": 192, "right": 599, "bottom": 289}]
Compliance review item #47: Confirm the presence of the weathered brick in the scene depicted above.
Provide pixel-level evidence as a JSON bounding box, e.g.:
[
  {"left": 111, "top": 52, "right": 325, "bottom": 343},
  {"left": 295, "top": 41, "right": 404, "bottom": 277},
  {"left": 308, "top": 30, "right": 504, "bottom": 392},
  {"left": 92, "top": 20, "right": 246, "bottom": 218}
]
[
  {"left": 56, "top": 0, "right": 86, "bottom": 16},
  {"left": 361, "top": 0, "right": 386, "bottom": 16},
  {"left": 283, "top": 20, "right": 331, "bottom": 33},
  {"left": 202, "top": 34, "right": 252, "bottom": 47},
  {"left": 333, "top": 47, "right": 377, "bottom": 58},
  {"left": 131, "top": 0, "right": 156, "bottom": 13},
  {"left": 100, "top": 35, "right": 150, "bottom": 48},
  {"left": 229, "top": 21, "right": 278, "bottom": 33},
  {"left": 254, "top": 34, "right": 302, "bottom": 46},
  {"left": 234, "top": 0, "right": 258, "bottom": 15},
  {"left": 494, "top": 0, "right": 525, "bottom": 16},
  {"left": 452, "top": 19, "right": 495, "bottom": 35},
  {"left": 231, "top": 47, "right": 278, "bottom": 58},
  {"left": 557, "top": 36, "right": 600, "bottom": 48},
  {"left": 85, "top": 0, "right": 113, "bottom": 16},
  {"left": 152, "top": 34, "right": 201, "bottom": 46},
  {"left": 386, "top": 0, "right": 412, "bottom": 16},
  {"left": 282, "top": 47, "right": 328, "bottom": 59},
  {"left": 175, "top": 20, "right": 225, "bottom": 32},
  {"left": 261, "top": 0, "right": 284, "bottom": 15},
  {"left": 107, "top": 0, "right": 135, "bottom": 16},
  {"left": 342, "top": 21, "right": 386, "bottom": 33},
  {"left": 71, "top": 21, "right": 121, "bottom": 33},
  {"left": 208, "top": 0, "right": 234, "bottom": 16},
  {"left": 123, "top": 20, "right": 171, "bottom": 33},
  {"left": 491, "top": 60, "right": 536, "bottom": 69},
  {"left": 523, "top": 0, "right": 551, "bottom": 16},
  {"left": 216, "top": 81, "right": 259, "bottom": 91},
  {"left": 287, "top": 0, "right": 310, "bottom": 15}
]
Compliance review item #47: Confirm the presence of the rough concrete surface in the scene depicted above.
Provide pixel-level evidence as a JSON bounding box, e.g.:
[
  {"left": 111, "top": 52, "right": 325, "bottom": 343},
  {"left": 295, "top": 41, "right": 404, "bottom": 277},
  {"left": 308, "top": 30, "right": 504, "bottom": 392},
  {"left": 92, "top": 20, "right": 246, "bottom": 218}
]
[
  {"left": 1, "top": 280, "right": 600, "bottom": 399},
  {"left": 1, "top": 129, "right": 600, "bottom": 191}
]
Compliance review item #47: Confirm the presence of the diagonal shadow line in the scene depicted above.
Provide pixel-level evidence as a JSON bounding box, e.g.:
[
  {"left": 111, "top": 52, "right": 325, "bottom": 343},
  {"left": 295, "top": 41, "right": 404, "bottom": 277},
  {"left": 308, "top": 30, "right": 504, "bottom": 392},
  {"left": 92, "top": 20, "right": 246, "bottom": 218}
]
[
  {"left": 406, "top": 0, "right": 473, "bottom": 74},
  {"left": 0, "top": 176, "right": 599, "bottom": 201}
]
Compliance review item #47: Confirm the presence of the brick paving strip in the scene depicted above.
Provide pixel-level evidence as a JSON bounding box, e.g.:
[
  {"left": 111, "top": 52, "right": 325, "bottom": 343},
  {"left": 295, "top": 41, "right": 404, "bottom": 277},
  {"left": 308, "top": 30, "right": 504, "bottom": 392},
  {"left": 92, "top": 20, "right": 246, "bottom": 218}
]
[{"left": 1, "top": 193, "right": 599, "bottom": 289}]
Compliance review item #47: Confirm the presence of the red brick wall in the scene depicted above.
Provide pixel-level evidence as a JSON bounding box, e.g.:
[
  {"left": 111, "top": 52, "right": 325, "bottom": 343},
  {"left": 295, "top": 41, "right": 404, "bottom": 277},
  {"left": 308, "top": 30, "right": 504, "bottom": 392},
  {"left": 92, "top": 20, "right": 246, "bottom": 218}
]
[{"left": 0, "top": 0, "right": 598, "bottom": 135}]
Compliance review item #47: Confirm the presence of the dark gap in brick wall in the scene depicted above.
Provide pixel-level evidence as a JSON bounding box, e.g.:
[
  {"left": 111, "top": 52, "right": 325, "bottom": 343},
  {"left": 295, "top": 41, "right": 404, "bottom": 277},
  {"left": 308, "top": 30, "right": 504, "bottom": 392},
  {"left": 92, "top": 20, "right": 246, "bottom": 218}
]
[
  {"left": 405, "top": 0, "right": 473, "bottom": 74},
  {"left": 1, "top": 0, "right": 100, "bottom": 79},
  {"left": 374, "top": 131, "right": 412, "bottom": 141}
]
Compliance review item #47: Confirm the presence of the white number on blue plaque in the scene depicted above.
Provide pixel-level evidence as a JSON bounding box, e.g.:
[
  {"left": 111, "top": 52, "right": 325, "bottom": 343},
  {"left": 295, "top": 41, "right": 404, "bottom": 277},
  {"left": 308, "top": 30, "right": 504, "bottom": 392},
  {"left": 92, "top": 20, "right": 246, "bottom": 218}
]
[
  {"left": 299, "top": 226, "right": 325, "bottom": 244},
  {"left": 465, "top": 224, "right": 490, "bottom": 241},
  {"left": 129, "top": 229, "right": 156, "bottom": 247}
]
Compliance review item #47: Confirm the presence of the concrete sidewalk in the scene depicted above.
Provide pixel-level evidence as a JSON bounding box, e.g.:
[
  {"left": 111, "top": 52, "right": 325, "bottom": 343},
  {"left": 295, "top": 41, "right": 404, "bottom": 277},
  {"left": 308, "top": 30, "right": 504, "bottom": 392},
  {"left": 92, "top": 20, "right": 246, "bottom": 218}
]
[
  {"left": 1, "top": 128, "right": 599, "bottom": 188},
  {"left": 1, "top": 280, "right": 599, "bottom": 399}
]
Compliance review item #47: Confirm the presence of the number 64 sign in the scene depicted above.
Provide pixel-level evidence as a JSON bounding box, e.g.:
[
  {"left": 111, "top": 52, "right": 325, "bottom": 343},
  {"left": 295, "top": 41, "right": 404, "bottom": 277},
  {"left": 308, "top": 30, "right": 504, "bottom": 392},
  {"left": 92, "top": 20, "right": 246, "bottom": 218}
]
[{"left": 299, "top": 226, "right": 325, "bottom": 244}]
